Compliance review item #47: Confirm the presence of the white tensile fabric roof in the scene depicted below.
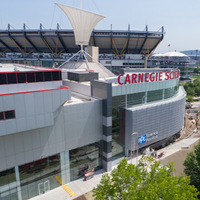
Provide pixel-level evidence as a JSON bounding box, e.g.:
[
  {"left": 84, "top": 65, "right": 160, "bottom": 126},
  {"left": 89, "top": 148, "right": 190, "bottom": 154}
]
[
  {"left": 153, "top": 52, "right": 188, "bottom": 57},
  {"left": 163, "top": 52, "right": 188, "bottom": 57},
  {"left": 56, "top": 3, "right": 105, "bottom": 46}
]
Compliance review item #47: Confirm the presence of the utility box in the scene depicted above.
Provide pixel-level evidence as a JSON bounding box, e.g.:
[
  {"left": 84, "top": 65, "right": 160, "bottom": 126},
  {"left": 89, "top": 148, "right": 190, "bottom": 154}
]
[{"left": 68, "top": 71, "right": 98, "bottom": 82}]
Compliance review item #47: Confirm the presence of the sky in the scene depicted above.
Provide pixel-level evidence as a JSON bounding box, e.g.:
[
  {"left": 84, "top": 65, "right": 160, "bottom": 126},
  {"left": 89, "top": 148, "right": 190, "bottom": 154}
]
[{"left": 0, "top": 0, "right": 200, "bottom": 53}]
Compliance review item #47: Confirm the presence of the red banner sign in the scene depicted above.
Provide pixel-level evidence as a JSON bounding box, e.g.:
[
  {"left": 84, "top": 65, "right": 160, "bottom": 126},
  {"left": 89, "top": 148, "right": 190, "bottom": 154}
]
[{"left": 118, "top": 71, "right": 180, "bottom": 85}]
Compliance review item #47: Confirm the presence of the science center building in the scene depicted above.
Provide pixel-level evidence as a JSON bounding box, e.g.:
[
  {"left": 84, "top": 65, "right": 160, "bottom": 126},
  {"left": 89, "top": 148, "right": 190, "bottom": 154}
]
[
  {"left": 0, "top": 61, "right": 185, "bottom": 199},
  {"left": 0, "top": 3, "right": 186, "bottom": 200}
]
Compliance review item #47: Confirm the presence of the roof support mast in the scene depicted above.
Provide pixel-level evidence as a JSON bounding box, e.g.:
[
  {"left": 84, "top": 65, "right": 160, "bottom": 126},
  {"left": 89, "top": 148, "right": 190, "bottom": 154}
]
[
  {"left": 80, "top": 0, "right": 83, "bottom": 51},
  {"left": 56, "top": 3, "right": 105, "bottom": 64},
  {"left": 80, "top": 0, "right": 82, "bottom": 9}
]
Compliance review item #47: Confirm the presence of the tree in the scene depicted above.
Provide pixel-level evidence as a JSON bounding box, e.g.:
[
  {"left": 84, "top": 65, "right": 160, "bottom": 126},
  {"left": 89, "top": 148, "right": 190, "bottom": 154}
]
[
  {"left": 187, "top": 96, "right": 194, "bottom": 102},
  {"left": 195, "top": 87, "right": 200, "bottom": 96},
  {"left": 93, "top": 156, "right": 198, "bottom": 200},
  {"left": 194, "top": 68, "right": 200, "bottom": 74},
  {"left": 186, "top": 87, "right": 196, "bottom": 96},
  {"left": 184, "top": 141, "right": 200, "bottom": 193},
  {"left": 193, "top": 79, "right": 200, "bottom": 87}
]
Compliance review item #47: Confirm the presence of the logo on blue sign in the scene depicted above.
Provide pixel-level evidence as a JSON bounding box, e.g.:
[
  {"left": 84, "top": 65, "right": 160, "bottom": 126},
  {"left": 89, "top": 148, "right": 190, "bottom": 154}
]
[{"left": 138, "top": 135, "right": 146, "bottom": 145}]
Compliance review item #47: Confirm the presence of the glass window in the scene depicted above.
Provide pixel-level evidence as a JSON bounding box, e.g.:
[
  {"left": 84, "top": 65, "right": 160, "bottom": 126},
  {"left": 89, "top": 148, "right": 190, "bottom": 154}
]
[
  {"left": 164, "top": 88, "right": 174, "bottom": 99},
  {"left": 69, "top": 142, "right": 102, "bottom": 181},
  {"left": 127, "top": 92, "right": 145, "bottom": 107},
  {"left": 5, "top": 110, "right": 15, "bottom": 120},
  {"left": 0, "top": 168, "right": 18, "bottom": 200},
  {"left": 35, "top": 72, "right": 44, "bottom": 82},
  {"left": 0, "top": 112, "right": 4, "bottom": 120},
  {"left": 174, "top": 85, "right": 178, "bottom": 93},
  {"left": 59, "top": 71, "right": 61, "bottom": 80},
  {"left": 21, "top": 185, "right": 29, "bottom": 200},
  {"left": 112, "top": 95, "right": 126, "bottom": 160},
  {"left": 19, "top": 154, "right": 61, "bottom": 199},
  {"left": 44, "top": 72, "right": 52, "bottom": 81},
  {"left": 27, "top": 72, "right": 35, "bottom": 83},
  {"left": 0, "top": 168, "right": 16, "bottom": 187},
  {"left": 52, "top": 71, "right": 60, "bottom": 81},
  {"left": 0, "top": 73, "right": 7, "bottom": 85},
  {"left": 7, "top": 73, "right": 17, "bottom": 84},
  {"left": 0, "top": 188, "right": 18, "bottom": 200},
  {"left": 17, "top": 73, "right": 26, "bottom": 83},
  {"left": 147, "top": 89, "right": 163, "bottom": 103}
]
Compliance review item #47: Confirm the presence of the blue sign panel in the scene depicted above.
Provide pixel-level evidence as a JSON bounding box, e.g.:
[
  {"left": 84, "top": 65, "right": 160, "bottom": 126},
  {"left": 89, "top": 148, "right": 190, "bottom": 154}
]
[{"left": 138, "top": 135, "right": 146, "bottom": 145}]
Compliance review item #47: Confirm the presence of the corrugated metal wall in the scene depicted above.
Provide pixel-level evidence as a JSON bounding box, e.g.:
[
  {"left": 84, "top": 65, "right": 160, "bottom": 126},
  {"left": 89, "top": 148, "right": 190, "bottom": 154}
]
[{"left": 125, "top": 87, "right": 186, "bottom": 151}]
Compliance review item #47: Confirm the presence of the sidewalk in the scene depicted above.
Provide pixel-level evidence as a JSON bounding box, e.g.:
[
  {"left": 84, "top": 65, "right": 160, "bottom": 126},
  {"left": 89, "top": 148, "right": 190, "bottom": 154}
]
[
  {"left": 29, "top": 169, "right": 104, "bottom": 200},
  {"left": 29, "top": 137, "right": 200, "bottom": 200}
]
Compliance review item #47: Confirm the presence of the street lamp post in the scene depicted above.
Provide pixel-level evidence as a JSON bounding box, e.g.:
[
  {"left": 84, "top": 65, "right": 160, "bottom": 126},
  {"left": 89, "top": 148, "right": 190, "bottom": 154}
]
[{"left": 131, "top": 132, "right": 138, "bottom": 165}]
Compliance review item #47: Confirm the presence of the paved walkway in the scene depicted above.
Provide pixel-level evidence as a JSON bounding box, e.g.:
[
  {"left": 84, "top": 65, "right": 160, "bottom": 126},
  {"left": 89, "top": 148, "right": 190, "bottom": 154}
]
[{"left": 29, "top": 137, "right": 200, "bottom": 200}]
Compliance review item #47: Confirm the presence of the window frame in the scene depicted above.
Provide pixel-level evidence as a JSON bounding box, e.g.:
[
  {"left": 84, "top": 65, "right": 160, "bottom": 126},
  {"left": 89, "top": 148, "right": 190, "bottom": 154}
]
[
  {"left": 0, "top": 110, "right": 16, "bottom": 121},
  {"left": 0, "top": 70, "right": 61, "bottom": 85}
]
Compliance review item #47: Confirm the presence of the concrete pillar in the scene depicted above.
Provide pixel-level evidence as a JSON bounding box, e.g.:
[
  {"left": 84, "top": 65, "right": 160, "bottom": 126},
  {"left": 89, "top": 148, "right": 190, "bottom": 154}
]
[
  {"left": 125, "top": 148, "right": 129, "bottom": 157},
  {"left": 15, "top": 166, "right": 22, "bottom": 200},
  {"left": 143, "top": 92, "right": 147, "bottom": 104},
  {"left": 88, "top": 46, "right": 99, "bottom": 62},
  {"left": 91, "top": 81, "right": 113, "bottom": 172},
  {"left": 60, "top": 151, "right": 70, "bottom": 184},
  {"left": 125, "top": 94, "right": 127, "bottom": 108},
  {"left": 162, "top": 89, "right": 165, "bottom": 100},
  {"left": 144, "top": 55, "right": 148, "bottom": 68}
]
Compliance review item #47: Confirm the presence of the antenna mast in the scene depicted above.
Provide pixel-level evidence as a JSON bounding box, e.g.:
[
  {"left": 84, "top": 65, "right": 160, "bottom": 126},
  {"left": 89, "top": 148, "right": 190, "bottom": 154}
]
[
  {"left": 80, "top": 0, "right": 83, "bottom": 51},
  {"left": 80, "top": 0, "right": 82, "bottom": 9}
]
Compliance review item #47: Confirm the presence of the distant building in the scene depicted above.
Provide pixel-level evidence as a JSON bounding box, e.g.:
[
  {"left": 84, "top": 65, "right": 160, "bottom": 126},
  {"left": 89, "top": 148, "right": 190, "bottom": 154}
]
[
  {"left": 149, "top": 52, "right": 196, "bottom": 79},
  {"left": 99, "top": 54, "right": 145, "bottom": 75},
  {"left": 181, "top": 50, "right": 200, "bottom": 61}
]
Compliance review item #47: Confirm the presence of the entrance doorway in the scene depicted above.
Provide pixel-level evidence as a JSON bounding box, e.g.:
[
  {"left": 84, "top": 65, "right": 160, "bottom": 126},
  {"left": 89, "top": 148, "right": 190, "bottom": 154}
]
[{"left": 38, "top": 180, "right": 50, "bottom": 195}]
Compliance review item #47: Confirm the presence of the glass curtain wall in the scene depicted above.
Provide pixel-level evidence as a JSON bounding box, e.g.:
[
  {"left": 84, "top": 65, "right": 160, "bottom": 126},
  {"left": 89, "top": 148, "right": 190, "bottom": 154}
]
[
  {"left": 0, "top": 168, "right": 18, "bottom": 200},
  {"left": 127, "top": 86, "right": 179, "bottom": 109},
  {"left": 19, "top": 154, "right": 61, "bottom": 200},
  {"left": 112, "top": 95, "right": 126, "bottom": 160},
  {"left": 0, "top": 142, "right": 103, "bottom": 200},
  {"left": 147, "top": 89, "right": 163, "bottom": 103},
  {"left": 127, "top": 92, "right": 145, "bottom": 107},
  {"left": 69, "top": 142, "right": 102, "bottom": 181}
]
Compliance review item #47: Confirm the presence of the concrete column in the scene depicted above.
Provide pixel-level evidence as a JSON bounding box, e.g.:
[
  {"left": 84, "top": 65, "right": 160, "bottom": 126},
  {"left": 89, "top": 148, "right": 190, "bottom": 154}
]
[
  {"left": 91, "top": 81, "right": 113, "bottom": 172},
  {"left": 143, "top": 91, "right": 147, "bottom": 104},
  {"left": 15, "top": 166, "right": 22, "bottom": 200},
  {"left": 125, "top": 94, "right": 127, "bottom": 108},
  {"left": 125, "top": 148, "right": 129, "bottom": 157},
  {"left": 60, "top": 151, "right": 70, "bottom": 184},
  {"left": 88, "top": 46, "right": 99, "bottom": 62},
  {"left": 102, "top": 115, "right": 112, "bottom": 171},
  {"left": 162, "top": 89, "right": 165, "bottom": 100},
  {"left": 144, "top": 55, "right": 148, "bottom": 68}
]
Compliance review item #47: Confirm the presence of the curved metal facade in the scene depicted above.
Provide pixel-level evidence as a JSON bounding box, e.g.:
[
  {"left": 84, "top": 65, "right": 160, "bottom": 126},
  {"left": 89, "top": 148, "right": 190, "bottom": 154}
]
[{"left": 125, "top": 86, "right": 186, "bottom": 151}]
